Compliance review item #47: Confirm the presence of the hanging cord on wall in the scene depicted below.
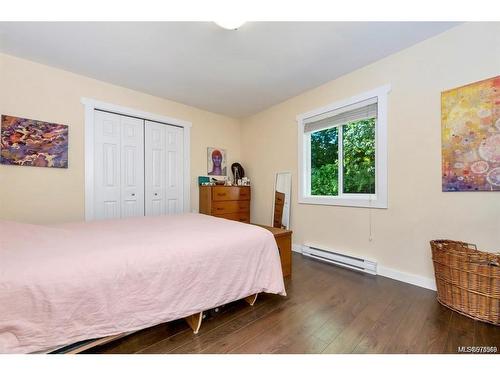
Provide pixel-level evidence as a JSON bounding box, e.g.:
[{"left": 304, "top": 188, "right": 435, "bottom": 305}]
[{"left": 368, "top": 195, "right": 373, "bottom": 242}]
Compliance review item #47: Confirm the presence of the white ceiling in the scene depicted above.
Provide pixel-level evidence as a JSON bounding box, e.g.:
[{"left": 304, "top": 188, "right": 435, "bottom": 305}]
[{"left": 0, "top": 22, "right": 459, "bottom": 118}]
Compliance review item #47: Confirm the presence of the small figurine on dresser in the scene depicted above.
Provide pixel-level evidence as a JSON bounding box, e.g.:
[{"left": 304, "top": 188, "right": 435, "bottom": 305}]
[
  {"left": 239, "top": 177, "right": 250, "bottom": 186},
  {"left": 231, "top": 162, "right": 243, "bottom": 182},
  {"left": 231, "top": 162, "right": 250, "bottom": 186}
]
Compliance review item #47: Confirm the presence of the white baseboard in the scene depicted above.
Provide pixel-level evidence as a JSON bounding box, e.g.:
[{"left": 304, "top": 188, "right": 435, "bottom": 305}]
[
  {"left": 292, "top": 243, "right": 304, "bottom": 254},
  {"left": 292, "top": 243, "right": 436, "bottom": 291},
  {"left": 377, "top": 266, "right": 436, "bottom": 291}
]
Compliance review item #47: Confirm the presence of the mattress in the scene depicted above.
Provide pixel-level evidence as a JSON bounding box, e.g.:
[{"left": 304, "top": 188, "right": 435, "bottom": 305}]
[{"left": 0, "top": 213, "right": 286, "bottom": 353}]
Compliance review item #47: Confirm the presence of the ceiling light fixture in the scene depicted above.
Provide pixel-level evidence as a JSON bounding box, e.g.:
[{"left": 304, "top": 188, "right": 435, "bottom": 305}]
[{"left": 214, "top": 20, "right": 246, "bottom": 30}]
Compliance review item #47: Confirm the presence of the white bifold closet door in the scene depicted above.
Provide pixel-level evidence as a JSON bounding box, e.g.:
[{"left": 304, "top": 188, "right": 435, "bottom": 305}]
[
  {"left": 93, "top": 112, "right": 183, "bottom": 220},
  {"left": 144, "top": 120, "right": 184, "bottom": 216},
  {"left": 94, "top": 110, "right": 145, "bottom": 220}
]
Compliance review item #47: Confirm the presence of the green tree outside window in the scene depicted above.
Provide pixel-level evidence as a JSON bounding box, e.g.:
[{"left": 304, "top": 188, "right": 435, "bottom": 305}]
[{"left": 311, "top": 118, "right": 375, "bottom": 196}]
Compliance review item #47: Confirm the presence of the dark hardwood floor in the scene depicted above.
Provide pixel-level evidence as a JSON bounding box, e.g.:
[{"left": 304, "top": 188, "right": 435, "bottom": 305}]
[{"left": 85, "top": 253, "right": 500, "bottom": 354}]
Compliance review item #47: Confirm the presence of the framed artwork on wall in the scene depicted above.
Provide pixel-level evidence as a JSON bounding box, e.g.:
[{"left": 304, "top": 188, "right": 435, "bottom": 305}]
[
  {"left": 0, "top": 115, "right": 69, "bottom": 168},
  {"left": 207, "top": 147, "right": 227, "bottom": 176},
  {"left": 441, "top": 76, "right": 500, "bottom": 191}
]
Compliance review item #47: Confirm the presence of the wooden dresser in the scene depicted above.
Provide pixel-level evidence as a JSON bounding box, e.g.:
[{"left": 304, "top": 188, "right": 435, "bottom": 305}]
[
  {"left": 199, "top": 185, "right": 251, "bottom": 223},
  {"left": 253, "top": 224, "right": 292, "bottom": 278}
]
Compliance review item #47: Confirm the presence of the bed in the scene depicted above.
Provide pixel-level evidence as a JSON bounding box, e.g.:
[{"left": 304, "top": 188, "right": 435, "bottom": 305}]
[{"left": 0, "top": 213, "right": 286, "bottom": 354}]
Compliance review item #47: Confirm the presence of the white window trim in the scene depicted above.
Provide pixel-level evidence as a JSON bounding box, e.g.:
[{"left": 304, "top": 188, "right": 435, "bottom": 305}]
[
  {"left": 296, "top": 84, "right": 390, "bottom": 209},
  {"left": 81, "top": 97, "right": 192, "bottom": 221}
]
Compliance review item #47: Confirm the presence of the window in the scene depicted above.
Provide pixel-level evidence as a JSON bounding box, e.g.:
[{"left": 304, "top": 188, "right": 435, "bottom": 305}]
[{"left": 297, "top": 85, "right": 389, "bottom": 208}]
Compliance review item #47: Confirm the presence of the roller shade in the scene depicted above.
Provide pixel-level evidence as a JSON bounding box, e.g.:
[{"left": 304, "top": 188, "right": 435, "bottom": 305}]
[{"left": 304, "top": 97, "right": 377, "bottom": 134}]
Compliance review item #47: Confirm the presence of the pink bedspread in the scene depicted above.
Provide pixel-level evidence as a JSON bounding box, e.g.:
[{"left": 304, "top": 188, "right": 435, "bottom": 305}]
[{"left": 0, "top": 214, "right": 286, "bottom": 353}]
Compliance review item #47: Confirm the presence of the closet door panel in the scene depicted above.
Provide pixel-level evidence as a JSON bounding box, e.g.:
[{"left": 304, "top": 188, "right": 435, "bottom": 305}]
[
  {"left": 94, "top": 111, "right": 121, "bottom": 220},
  {"left": 165, "top": 126, "right": 184, "bottom": 214},
  {"left": 145, "top": 121, "right": 184, "bottom": 216},
  {"left": 145, "top": 121, "right": 167, "bottom": 216},
  {"left": 167, "top": 199, "right": 177, "bottom": 215},
  {"left": 120, "top": 116, "right": 145, "bottom": 217}
]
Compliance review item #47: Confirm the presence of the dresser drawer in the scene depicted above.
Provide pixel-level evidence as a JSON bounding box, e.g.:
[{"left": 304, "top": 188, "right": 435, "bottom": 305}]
[
  {"left": 211, "top": 200, "right": 250, "bottom": 215},
  {"left": 212, "top": 186, "right": 251, "bottom": 201},
  {"left": 214, "top": 212, "right": 250, "bottom": 223}
]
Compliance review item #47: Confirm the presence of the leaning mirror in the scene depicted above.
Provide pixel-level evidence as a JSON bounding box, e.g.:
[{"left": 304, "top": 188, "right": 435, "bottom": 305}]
[{"left": 272, "top": 172, "right": 291, "bottom": 229}]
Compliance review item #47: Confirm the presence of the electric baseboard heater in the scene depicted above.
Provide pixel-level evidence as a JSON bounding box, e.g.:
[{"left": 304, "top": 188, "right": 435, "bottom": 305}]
[{"left": 302, "top": 244, "right": 377, "bottom": 275}]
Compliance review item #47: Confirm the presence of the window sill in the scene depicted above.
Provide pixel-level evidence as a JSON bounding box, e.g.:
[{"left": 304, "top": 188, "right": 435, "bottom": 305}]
[{"left": 298, "top": 195, "right": 387, "bottom": 209}]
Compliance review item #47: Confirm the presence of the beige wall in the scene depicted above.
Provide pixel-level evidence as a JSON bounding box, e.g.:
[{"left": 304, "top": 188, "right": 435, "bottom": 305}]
[
  {"left": 0, "top": 53, "right": 241, "bottom": 223},
  {"left": 240, "top": 22, "right": 500, "bottom": 283},
  {"left": 1, "top": 23, "right": 498, "bottom": 284}
]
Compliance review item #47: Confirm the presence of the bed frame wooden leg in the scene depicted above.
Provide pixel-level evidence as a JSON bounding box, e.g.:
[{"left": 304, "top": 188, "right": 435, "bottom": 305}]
[
  {"left": 184, "top": 311, "right": 203, "bottom": 334},
  {"left": 245, "top": 293, "right": 258, "bottom": 306}
]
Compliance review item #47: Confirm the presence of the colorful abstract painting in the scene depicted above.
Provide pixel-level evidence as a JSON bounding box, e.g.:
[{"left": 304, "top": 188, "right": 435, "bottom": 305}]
[
  {"left": 441, "top": 76, "right": 500, "bottom": 191},
  {"left": 0, "top": 115, "right": 68, "bottom": 168}
]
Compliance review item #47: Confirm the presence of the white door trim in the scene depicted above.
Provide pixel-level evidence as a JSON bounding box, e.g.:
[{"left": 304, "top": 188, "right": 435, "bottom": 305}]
[{"left": 82, "top": 97, "right": 192, "bottom": 221}]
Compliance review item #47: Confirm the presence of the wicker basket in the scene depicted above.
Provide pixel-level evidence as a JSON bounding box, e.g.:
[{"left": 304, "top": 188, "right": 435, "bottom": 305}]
[{"left": 430, "top": 240, "right": 500, "bottom": 325}]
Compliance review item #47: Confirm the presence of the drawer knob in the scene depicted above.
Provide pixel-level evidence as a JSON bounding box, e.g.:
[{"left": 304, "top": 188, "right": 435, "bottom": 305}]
[{"left": 217, "top": 193, "right": 226, "bottom": 197}]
